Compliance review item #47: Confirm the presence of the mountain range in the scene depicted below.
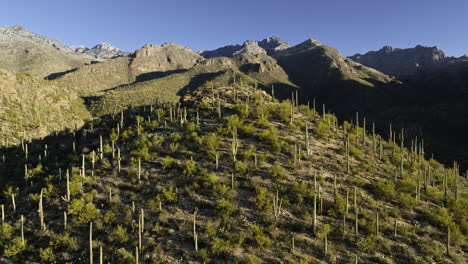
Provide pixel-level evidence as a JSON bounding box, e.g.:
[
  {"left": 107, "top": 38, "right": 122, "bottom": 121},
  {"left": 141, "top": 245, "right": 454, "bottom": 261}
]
[
  {"left": 0, "top": 25, "right": 466, "bottom": 264},
  {"left": 0, "top": 25, "right": 467, "bottom": 170}
]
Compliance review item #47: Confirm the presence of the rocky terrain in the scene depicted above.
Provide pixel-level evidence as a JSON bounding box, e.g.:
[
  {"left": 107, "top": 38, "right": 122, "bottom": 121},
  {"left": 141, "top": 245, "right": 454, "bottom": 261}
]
[
  {"left": 0, "top": 25, "right": 94, "bottom": 77},
  {"left": 73, "top": 42, "right": 130, "bottom": 59},
  {"left": 200, "top": 36, "right": 291, "bottom": 58}
]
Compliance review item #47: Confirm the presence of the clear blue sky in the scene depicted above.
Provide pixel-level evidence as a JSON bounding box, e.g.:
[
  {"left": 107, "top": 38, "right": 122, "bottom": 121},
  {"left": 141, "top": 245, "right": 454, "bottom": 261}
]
[{"left": 2, "top": 0, "right": 467, "bottom": 56}]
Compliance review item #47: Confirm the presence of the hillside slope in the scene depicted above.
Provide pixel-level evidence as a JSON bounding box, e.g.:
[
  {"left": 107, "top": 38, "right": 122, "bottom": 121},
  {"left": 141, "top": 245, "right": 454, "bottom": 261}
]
[
  {"left": 0, "top": 25, "right": 94, "bottom": 77},
  {"left": 0, "top": 69, "right": 91, "bottom": 145},
  {"left": 0, "top": 82, "right": 465, "bottom": 263},
  {"left": 89, "top": 54, "right": 298, "bottom": 116},
  {"left": 53, "top": 43, "right": 203, "bottom": 96},
  {"left": 274, "top": 39, "right": 403, "bottom": 115}
]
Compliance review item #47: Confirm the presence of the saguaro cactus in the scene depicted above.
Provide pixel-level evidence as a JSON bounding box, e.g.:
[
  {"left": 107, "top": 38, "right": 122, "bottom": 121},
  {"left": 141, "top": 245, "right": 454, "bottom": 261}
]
[
  {"left": 273, "top": 189, "right": 283, "bottom": 222},
  {"left": 90, "top": 222, "right": 93, "bottom": 264},
  {"left": 193, "top": 209, "right": 198, "bottom": 252},
  {"left": 20, "top": 215, "right": 25, "bottom": 246},
  {"left": 313, "top": 193, "right": 317, "bottom": 233},
  {"left": 39, "top": 189, "right": 45, "bottom": 231}
]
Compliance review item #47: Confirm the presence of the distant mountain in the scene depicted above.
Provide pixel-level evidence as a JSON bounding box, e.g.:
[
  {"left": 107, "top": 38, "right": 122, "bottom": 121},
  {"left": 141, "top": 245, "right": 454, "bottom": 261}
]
[
  {"left": 350, "top": 45, "right": 468, "bottom": 167},
  {"left": 349, "top": 45, "right": 450, "bottom": 78},
  {"left": 273, "top": 38, "right": 402, "bottom": 114},
  {"left": 72, "top": 42, "right": 129, "bottom": 59},
  {"left": 0, "top": 25, "right": 94, "bottom": 77},
  {"left": 200, "top": 36, "right": 291, "bottom": 58},
  {"left": 54, "top": 42, "right": 204, "bottom": 96}
]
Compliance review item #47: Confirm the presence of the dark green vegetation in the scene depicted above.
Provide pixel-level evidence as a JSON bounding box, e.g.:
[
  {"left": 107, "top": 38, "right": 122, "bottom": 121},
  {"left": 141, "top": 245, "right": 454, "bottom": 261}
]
[{"left": 0, "top": 80, "right": 466, "bottom": 263}]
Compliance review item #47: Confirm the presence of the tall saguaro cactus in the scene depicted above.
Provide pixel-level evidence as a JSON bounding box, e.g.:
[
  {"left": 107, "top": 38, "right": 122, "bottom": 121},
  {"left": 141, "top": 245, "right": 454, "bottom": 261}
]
[
  {"left": 90, "top": 222, "right": 93, "bottom": 264},
  {"left": 193, "top": 209, "right": 198, "bottom": 252},
  {"left": 273, "top": 189, "right": 283, "bottom": 222},
  {"left": 39, "top": 189, "right": 45, "bottom": 231}
]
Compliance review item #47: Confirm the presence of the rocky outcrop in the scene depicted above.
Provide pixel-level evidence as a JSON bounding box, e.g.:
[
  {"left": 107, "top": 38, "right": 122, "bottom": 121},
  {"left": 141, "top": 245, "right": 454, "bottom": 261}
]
[
  {"left": 258, "top": 36, "right": 291, "bottom": 55},
  {"left": 130, "top": 43, "right": 203, "bottom": 75},
  {"left": 200, "top": 37, "right": 290, "bottom": 58},
  {"left": 73, "top": 42, "right": 129, "bottom": 59},
  {"left": 233, "top": 41, "right": 267, "bottom": 56}
]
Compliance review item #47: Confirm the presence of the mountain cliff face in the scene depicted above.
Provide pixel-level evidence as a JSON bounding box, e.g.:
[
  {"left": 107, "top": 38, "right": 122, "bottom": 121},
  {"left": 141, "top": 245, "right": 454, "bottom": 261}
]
[
  {"left": 130, "top": 42, "right": 203, "bottom": 76},
  {"left": 200, "top": 37, "right": 290, "bottom": 58},
  {"left": 349, "top": 45, "right": 450, "bottom": 78},
  {"left": 73, "top": 42, "right": 129, "bottom": 59},
  {"left": 0, "top": 25, "right": 94, "bottom": 77}
]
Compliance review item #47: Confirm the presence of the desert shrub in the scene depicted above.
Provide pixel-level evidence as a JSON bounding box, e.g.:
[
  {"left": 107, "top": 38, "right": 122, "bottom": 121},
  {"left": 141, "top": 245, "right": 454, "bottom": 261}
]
[
  {"left": 235, "top": 160, "right": 248, "bottom": 175},
  {"left": 39, "top": 247, "right": 55, "bottom": 262},
  {"left": 371, "top": 180, "right": 396, "bottom": 200},
  {"left": 314, "top": 118, "right": 330, "bottom": 139},
  {"left": 183, "top": 159, "right": 197, "bottom": 177},
  {"left": 109, "top": 225, "right": 129, "bottom": 243},
  {"left": 273, "top": 100, "right": 292, "bottom": 124},
  {"left": 255, "top": 186, "right": 272, "bottom": 212},
  {"left": 68, "top": 198, "right": 99, "bottom": 224},
  {"left": 315, "top": 224, "right": 331, "bottom": 239},
  {"left": 396, "top": 178, "right": 417, "bottom": 194},
  {"left": 210, "top": 237, "right": 231, "bottom": 256},
  {"left": 259, "top": 126, "right": 281, "bottom": 152},
  {"left": 200, "top": 132, "right": 221, "bottom": 153},
  {"left": 397, "top": 192, "right": 415, "bottom": 209},
  {"left": 50, "top": 232, "right": 78, "bottom": 251},
  {"left": 3, "top": 237, "right": 26, "bottom": 257},
  {"left": 249, "top": 225, "right": 271, "bottom": 249},
  {"left": 130, "top": 135, "right": 152, "bottom": 161},
  {"left": 269, "top": 164, "right": 286, "bottom": 179},
  {"left": 184, "top": 121, "right": 198, "bottom": 133},
  {"left": 290, "top": 181, "right": 313, "bottom": 205},
  {"left": 241, "top": 144, "right": 257, "bottom": 161},
  {"left": 160, "top": 186, "right": 177, "bottom": 202},
  {"left": 160, "top": 156, "right": 176, "bottom": 169},
  {"left": 329, "top": 195, "right": 346, "bottom": 216},
  {"left": 216, "top": 198, "right": 236, "bottom": 219},
  {"left": 234, "top": 103, "right": 249, "bottom": 118}
]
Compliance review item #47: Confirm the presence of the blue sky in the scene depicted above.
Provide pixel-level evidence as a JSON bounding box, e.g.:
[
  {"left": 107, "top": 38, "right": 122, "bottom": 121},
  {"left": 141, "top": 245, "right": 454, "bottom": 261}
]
[{"left": 2, "top": 0, "right": 467, "bottom": 56}]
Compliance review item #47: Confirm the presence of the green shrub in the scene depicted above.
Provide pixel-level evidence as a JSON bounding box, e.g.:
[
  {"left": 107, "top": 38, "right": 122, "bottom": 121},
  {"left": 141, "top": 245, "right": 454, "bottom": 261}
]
[
  {"left": 269, "top": 164, "right": 286, "bottom": 179},
  {"left": 314, "top": 118, "right": 330, "bottom": 139},
  {"left": 255, "top": 186, "right": 272, "bottom": 212},
  {"left": 259, "top": 127, "right": 281, "bottom": 152},
  {"left": 183, "top": 160, "right": 197, "bottom": 177},
  {"left": 68, "top": 198, "right": 99, "bottom": 224},
  {"left": 160, "top": 156, "right": 176, "bottom": 169},
  {"left": 39, "top": 247, "right": 55, "bottom": 262},
  {"left": 109, "top": 225, "right": 129, "bottom": 243},
  {"left": 234, "top": 103, "right": 249, "bottom": 118},
  {"left": 249, "top": 225, "right": 271, "bottom": 249},
  {"left": 371, "top": 180, "right": 396, "bottom": 200},
  {"left": 216, "top": 198, "right": 236, "bottom": 219}
]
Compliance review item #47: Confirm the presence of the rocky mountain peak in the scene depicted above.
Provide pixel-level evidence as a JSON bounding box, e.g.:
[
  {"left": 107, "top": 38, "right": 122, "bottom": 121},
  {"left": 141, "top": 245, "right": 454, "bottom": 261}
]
[
  {"left": 258, "top": 36, "right": 291, "bottom": 54},
  {"left": 200, "top": 36, "right": 291, "bottom": 58},
  {"left": 73, "top": 42, "right": 129, "bottom": 59},
  {"left": 233, "top": 40, "right": 266, "bottom": 56},
  {"left": 380, "top": 45, "right": 396, "bottom": 53}
]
